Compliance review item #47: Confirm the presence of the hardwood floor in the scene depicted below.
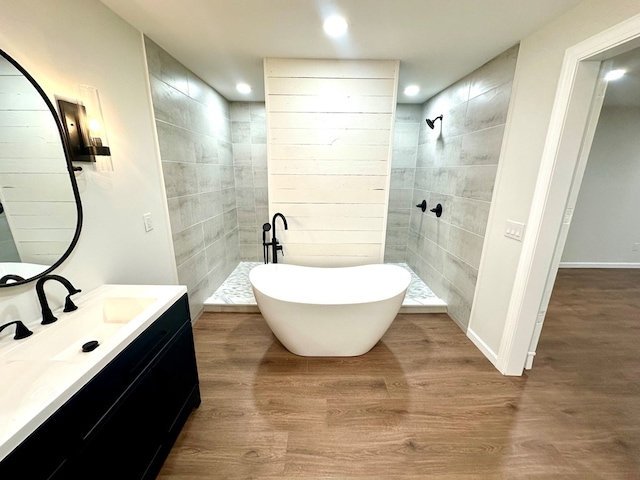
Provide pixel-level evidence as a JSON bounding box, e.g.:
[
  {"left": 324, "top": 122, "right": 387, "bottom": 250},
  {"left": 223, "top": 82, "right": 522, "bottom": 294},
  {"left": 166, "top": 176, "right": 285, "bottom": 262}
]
[{"left": 158, "top": 269, "right": 640, "bottom": 479}]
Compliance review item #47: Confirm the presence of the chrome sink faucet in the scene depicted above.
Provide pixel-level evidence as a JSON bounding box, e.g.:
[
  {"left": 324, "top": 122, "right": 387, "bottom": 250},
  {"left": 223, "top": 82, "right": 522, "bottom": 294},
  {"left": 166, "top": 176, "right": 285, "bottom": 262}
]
[{"left": 35, "top": 274, "right": 82, "bottom": 325}]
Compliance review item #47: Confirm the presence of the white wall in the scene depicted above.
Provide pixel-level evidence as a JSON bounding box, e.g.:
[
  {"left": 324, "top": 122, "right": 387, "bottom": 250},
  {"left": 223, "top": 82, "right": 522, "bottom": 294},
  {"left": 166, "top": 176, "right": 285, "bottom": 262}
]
[
  {"left": 561, "top": 106, "right": 640, "bottom": 266},
  {"left": 469, "top": 0, "right": 640, "bottom": 358},
  {"left": 0, "top": 0, "right": 176, "bottom": 325},
  {"left": 264, "top": 58, "right": 398, "bottom": 266}
]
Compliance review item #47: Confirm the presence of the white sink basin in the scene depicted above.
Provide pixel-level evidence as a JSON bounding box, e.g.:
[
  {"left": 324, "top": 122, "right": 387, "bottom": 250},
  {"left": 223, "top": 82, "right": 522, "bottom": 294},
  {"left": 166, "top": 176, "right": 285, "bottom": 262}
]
[
  {"left": 1, "top": 295, "right": 157, "bottom": 363},
  {"left": 0, "top": 284, "right": 187, "bottom": 462},
  {"left": 102, "top": 296, "right": 156, "bottom": 324}
]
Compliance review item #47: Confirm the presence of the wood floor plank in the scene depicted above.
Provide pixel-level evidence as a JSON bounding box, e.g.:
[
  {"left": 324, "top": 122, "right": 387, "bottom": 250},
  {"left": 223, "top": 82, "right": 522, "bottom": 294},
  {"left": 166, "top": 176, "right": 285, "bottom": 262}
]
[{"left": 158, "top": 268, "right": 640, "bottom": 478}]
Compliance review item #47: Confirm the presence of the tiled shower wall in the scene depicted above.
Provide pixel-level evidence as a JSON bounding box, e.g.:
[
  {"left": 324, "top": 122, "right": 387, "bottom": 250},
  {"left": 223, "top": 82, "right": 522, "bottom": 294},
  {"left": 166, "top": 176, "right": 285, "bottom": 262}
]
[
  {"left": 145, "top": 37, "right": 240, "bottom": 316},
  {"left": 230, "top": 102, "right": 269, "bottom": 262},
  {"left": 407, "top": 44, "right": 519, "bottom": 330},
  {"left": 145, "top": 35, "right": 515, "bottom": 321},
  {"left": 384, "top": 104, "right": 422, "bottom": 262}
]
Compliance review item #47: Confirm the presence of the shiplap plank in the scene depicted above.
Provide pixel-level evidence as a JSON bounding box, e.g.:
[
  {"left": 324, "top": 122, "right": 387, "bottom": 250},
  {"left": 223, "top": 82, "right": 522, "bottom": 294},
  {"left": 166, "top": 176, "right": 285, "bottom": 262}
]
[
  {"left": 265, "top": 58, "right": 398, "bottom": 79},
  {"left": 1, "top": 175, "right": 76, "bottom": 201},
  {"left": 284, "top": 216, "right": 385, "bottom": 231},
  {"left": 270, "top": 188, "right": 386, "bottom": 204},
  {"left": 274, "top": 203, "right": 386, "bottom": 218},
  {"left": 0, "top": 125, "right": 62, "bottom": 143},
  {"left": 17, "top": 242, "right": 70, "bottom": 257},
  {"left": 283, "top": 243, "right": 381, "bottom": 257},
  {"left": 4, "top": 202, "right": 77, "bottom": 216},
  {"left": 281, "top": 230, "right": 381, "bottom": 244},
  {"left": 0, "top": 142, "right": 66, "bottom": 159},
  {"left": 0, "top": 96, "right": 49, "bottom": 111},
  {"left": 0, "top": 76, "right": 49, "bottom": 97},
  {"left": 267, "top": 78, "right": 396, "bottom": 96},
  {"left": 270, "top": 144, "right": 389, "bottom": 161},
  {"left": 20, "top": 254, "right": 62, "bottom": 265},
  {"left": 269, "top": 128, "right": 390, "bottom": 146},
  {"left": 271, "top": 174, "right": 386, "bottom": 190},
  {"left": 267, "top": 95, "right": 394, "bottom": 114},
  {"left": 270, "top": 160, "right": 388, "bottom": 176},
  {"left": 0, "top": 111, "right": 60, "bottom": 127},
  {"left": 281, "top": 254, "right": 379, "bottom": 267},
  {"left": 10, "top": 215, "right": 77, "bottom": 229},
  {"left": 12, "top": 228, "right": 75, "bottom": 242},
  {"left": 0, "top": 158, "right": 69, "bottom": 174},
  {"left": 268, "top": 113, "right": 393, "bottom": 130},
  {"left": 0, "top": 61, "right": 21, "bottom": 75}
]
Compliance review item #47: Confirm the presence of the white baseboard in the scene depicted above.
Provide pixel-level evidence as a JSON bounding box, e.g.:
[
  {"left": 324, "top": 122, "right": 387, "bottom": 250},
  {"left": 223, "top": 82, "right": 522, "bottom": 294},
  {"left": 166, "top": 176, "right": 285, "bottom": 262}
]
[
  {"left": 559, "top": 262, "right": 640, "bottom": 269},
  {"left": 467, "top": 327, "right": 498, "bottom": 367}
]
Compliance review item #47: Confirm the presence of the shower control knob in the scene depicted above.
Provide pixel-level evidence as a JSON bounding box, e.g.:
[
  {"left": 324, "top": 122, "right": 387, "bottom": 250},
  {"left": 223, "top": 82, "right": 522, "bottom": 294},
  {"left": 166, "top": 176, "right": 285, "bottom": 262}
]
[
  {"left": 430, "top": 203, "right": 443, "bottom": 218},
  {"left": 416, "top": 200, "right": 427, "bottom": 212}
]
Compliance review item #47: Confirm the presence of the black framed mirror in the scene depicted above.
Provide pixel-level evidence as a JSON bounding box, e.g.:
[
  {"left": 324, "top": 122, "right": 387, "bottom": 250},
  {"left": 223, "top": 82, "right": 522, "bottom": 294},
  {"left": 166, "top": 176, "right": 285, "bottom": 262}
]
[{"left": 0, "top": 48, "right": 82, "bottom": 288}]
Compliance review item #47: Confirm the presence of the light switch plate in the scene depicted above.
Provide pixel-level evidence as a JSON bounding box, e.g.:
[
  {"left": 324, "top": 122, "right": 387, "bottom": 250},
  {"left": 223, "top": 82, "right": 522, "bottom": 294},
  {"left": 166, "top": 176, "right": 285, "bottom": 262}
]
[
  {"left": 143, "top": 213, "right": 153, "bottom": 232},
  {"left": 505, "top": 220, "right": 525, "bottom": 241}
]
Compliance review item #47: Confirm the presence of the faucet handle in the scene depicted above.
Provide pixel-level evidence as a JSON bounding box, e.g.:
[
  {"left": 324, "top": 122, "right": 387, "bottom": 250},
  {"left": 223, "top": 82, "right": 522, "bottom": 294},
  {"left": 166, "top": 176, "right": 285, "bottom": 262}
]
[
  {"left": 64, "top": 290, "right": 82, "bottom": 312},
  {"left": 0, "top": 320, "right": 33, "bottom": 340},
  {"left": 14, "top": 321, "right": 33, "bottom": 340}
]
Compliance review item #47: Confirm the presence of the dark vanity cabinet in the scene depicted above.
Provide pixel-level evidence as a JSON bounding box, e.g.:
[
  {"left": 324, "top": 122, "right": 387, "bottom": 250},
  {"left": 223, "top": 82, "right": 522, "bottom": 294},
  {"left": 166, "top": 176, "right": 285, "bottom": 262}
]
[{"left": 0, "top": 293, "right": 200, "bottom": 480}]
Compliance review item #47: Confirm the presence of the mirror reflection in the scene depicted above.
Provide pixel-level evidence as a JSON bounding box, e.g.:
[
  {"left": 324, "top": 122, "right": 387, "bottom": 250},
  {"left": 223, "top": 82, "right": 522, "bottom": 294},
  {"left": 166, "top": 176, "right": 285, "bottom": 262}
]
[{"left": 0, "top": 52, "right": 80, "bottom": 285}]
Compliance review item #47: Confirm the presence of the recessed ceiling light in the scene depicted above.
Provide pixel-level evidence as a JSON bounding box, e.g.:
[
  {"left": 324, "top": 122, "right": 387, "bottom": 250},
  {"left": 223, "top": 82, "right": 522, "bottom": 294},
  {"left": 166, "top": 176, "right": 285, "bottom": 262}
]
[
  {"left": 323, "top": 15, "right": 348, "bottom": 37},
  {"left": 604, "top": 69, "right": 626, "bottom": 81},
  {"left": 404, "top": 85, "right": 420, "bottom": 96},
  {"left": 236, "top": 83, "right": 252, "bottom": 94}
]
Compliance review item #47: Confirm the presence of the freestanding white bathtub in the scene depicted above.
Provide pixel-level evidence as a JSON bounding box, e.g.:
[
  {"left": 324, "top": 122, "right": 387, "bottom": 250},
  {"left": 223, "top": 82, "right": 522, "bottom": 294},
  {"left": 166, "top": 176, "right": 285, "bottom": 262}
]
[{"left": 249, "top": 263, "right": 411, "bottom": 357}]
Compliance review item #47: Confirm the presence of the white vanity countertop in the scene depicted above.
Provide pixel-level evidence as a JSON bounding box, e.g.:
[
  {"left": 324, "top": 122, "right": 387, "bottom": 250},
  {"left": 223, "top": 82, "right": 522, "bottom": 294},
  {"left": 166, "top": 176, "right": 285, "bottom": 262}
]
[{"left": 0, "top": 284, "right": 188, "bottom": 462}]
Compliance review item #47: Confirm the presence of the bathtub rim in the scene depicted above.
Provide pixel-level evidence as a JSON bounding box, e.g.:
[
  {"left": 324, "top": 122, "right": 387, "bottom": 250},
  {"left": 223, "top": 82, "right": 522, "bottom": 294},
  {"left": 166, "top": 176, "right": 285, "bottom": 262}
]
[{"left": 249, "top": 262, "right": 411, "bottom": 306}]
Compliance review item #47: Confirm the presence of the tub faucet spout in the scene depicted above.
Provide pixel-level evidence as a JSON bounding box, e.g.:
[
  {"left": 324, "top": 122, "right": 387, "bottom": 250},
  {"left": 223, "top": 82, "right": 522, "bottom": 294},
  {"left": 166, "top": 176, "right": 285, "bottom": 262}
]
[
  {"left": 35, "top": 274, "right": 82, "bottom": 325},
  {"left": 271, "top": 212, "right": 288, "bottom": 264}
]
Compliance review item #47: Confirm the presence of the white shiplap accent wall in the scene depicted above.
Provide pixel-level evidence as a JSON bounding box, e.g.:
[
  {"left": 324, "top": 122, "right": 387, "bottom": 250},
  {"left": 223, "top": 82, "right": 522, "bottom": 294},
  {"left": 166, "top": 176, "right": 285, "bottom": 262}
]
[
  {"left": 264, "top": 58, "right": 399, "bottom": 266},
  {"left": 0, "top": 57, "right": 76, "bottom": 264}
]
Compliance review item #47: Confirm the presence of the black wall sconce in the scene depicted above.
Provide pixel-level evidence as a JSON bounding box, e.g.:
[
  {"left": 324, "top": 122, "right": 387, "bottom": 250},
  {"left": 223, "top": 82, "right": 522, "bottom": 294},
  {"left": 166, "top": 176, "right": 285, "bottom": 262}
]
[{"left": 58, "top": 85, "right": 112, "bottom": 171}]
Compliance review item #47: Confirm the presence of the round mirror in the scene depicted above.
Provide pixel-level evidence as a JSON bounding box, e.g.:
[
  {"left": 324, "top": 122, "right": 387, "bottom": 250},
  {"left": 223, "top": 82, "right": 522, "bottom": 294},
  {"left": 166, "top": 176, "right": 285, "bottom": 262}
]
[{"left": 0, "top": 48, "right": 82, "bottom": 288}]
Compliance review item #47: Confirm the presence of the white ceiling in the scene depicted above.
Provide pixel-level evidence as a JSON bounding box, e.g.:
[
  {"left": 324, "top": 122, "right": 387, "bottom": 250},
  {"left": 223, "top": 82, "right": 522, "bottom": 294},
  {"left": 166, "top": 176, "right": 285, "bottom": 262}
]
[{"left": 100, "top": 0, "right": 584, "bottom": 104}]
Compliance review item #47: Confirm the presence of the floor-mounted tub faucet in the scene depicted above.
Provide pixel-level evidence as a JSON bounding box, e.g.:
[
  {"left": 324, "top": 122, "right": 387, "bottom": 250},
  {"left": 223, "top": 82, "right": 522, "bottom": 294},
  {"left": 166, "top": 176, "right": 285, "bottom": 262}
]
[
  {"left": 35, "top": 274, "right": 82, "bottom": 325},
  {"left": 271, "top": 212, "right": 288, "bottom": 264}
]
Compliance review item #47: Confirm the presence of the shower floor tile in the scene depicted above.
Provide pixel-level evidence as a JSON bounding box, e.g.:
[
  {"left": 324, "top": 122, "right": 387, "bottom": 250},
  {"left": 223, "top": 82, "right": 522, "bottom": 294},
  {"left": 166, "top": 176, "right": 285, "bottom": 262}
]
[{"left": 203, "top": 262, "right": 447, "bottom": 314}]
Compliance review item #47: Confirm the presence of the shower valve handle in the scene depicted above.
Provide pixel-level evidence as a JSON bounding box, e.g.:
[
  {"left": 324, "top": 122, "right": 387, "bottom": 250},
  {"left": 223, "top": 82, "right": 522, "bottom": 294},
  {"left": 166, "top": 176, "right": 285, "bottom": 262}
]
[
  {"left": 430, "top": 203, "right": 443, "bottom": 218},
  {"left": 416, "top": 200, "right": 427, "bottom": 212}
]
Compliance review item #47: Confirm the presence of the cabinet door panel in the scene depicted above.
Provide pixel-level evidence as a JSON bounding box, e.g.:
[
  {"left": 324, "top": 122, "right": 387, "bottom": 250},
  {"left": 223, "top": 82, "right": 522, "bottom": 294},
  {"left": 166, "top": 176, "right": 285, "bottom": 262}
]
[{"left": 56, "top": 324, "right": 199, "bottom": 480}]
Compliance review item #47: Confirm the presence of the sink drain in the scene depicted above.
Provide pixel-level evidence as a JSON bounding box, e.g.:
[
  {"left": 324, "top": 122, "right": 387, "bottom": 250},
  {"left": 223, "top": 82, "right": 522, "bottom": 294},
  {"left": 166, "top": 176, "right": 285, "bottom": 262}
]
[{"left": 82, "top": 340, "right": 99, "bottom": 352}]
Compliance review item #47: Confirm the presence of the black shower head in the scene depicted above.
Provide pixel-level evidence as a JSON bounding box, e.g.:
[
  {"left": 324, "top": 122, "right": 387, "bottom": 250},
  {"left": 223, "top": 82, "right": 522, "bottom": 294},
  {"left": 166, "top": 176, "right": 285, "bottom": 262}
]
[{"left": 426, "top": 114, "right": 443, "bottom": 129}]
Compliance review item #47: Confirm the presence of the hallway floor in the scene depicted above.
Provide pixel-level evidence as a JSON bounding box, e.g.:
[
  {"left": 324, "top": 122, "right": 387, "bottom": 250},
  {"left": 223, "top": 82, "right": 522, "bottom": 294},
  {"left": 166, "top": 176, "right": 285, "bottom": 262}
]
[{"left": 159, "top": 268, "right": 640, "bottom": 478}]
